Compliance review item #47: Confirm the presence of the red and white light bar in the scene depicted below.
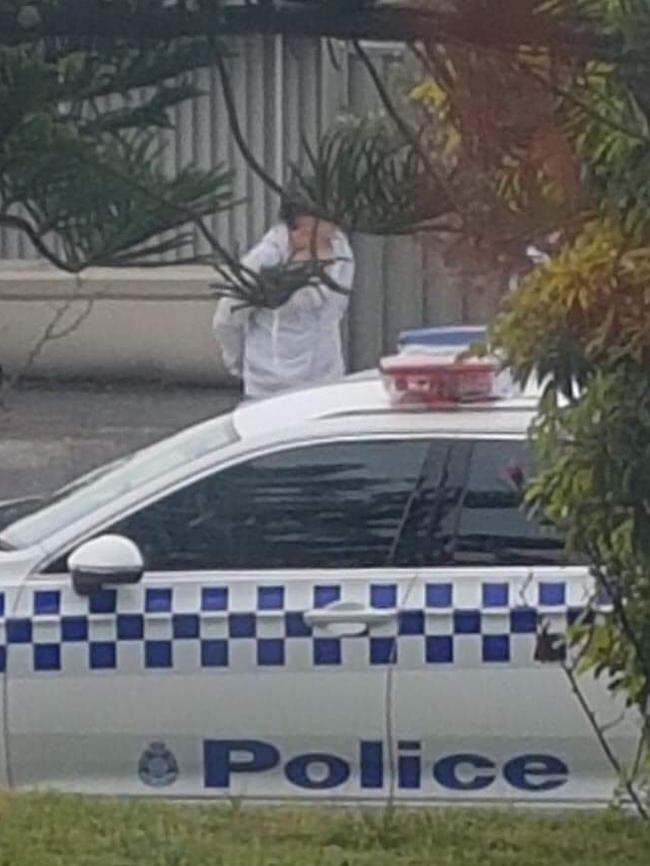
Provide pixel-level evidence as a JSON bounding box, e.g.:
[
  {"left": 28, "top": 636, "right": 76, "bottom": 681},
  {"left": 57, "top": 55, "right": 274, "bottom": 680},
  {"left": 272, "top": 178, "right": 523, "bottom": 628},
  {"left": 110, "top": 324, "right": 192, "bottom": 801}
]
[{"left": 379, "top": 353, "right": 497, "bottom": 407}]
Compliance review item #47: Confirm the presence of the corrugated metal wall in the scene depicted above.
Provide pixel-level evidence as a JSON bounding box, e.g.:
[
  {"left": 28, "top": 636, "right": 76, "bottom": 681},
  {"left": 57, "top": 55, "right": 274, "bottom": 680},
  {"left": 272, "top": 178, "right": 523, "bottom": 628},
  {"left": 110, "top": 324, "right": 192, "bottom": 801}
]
[{"left": 0, "top": 38, "right": 502, "bottom": 371}]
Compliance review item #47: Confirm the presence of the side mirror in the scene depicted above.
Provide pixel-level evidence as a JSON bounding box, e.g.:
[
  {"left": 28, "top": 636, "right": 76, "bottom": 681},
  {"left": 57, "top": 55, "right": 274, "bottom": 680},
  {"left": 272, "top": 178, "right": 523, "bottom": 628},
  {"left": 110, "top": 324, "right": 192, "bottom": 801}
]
[{"left": 68, "top": 534, "right": 144, "bottom": 596}]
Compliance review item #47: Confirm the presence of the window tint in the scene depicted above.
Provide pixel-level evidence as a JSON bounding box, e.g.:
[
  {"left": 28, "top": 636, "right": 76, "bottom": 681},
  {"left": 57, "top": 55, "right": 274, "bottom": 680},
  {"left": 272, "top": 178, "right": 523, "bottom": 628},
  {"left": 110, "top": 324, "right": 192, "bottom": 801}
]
[
  {"left": 450, "top": 441, "right": 576, "bottom": 567},
  {"left": 103, "top": 439, "right": 433, "bottom": 570},
  {"left": 2, "top": 413, "right": 238, "bottom": 550},
  {"left": 395, "top": 439, "right": 578, "bottom": 568},
  {"left": 394, "top": 439, "right": 473, "bottom": 566},
  {"left": 46, "top": 436, "right": 580, "bottom": 575}
]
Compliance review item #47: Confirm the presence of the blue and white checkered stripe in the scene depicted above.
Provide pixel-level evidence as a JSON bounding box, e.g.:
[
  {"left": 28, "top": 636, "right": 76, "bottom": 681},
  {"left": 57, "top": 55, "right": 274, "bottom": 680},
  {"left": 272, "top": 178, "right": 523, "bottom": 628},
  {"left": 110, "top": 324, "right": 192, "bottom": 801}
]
[
  {"left": 0, "top": 589, "right": 5, "bottom": 674},
  {"left": 0, "top": 579, "right": 589, "bottom": 675}
]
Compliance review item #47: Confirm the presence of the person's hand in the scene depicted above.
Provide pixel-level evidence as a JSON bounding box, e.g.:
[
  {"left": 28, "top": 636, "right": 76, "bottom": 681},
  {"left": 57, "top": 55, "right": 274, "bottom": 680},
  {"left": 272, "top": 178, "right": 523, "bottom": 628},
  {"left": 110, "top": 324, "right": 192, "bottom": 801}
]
[{"left": 290, "top": 215, "right": 336, "bottom": 260}]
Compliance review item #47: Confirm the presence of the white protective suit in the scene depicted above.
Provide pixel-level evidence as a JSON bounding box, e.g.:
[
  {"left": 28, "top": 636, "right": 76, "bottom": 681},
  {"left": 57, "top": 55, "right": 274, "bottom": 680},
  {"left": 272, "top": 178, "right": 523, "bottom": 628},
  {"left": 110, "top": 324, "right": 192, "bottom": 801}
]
[{"left": 213, "top": 223, "right": 354, "bottom": 399}]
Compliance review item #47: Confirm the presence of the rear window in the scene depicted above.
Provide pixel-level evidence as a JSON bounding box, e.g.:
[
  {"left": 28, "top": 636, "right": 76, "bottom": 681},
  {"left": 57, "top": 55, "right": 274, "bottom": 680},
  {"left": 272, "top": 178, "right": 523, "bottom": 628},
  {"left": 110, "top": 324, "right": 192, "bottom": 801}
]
[
  {"left": 452, "top": 440, "right": 576, "bottom": 566},
  {"left": 398, "top": 438, "right": 583, "bottom": 567}
]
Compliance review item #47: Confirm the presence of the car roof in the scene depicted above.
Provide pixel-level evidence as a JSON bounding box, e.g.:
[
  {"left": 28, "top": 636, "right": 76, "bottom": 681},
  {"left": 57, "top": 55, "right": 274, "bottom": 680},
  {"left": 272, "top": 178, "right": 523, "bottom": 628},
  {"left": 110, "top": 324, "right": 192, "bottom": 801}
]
[{"left": 232, "top": 370, "right": 540, "bottom": 441}]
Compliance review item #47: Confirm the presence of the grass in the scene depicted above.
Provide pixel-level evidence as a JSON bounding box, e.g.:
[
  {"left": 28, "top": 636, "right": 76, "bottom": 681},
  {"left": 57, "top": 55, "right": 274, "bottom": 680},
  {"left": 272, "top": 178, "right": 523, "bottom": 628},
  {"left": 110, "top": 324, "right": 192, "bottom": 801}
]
[{"left": 0, "top": 794, "right": 649, "bottom": 866}]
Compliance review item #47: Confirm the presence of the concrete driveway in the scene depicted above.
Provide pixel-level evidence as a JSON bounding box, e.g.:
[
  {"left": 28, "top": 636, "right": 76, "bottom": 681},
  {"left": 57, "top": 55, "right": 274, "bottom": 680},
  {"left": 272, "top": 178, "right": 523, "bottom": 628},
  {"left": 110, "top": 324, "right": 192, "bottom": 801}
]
[{"left": 0, "top": 381, "right": 239, "bottom": 500}]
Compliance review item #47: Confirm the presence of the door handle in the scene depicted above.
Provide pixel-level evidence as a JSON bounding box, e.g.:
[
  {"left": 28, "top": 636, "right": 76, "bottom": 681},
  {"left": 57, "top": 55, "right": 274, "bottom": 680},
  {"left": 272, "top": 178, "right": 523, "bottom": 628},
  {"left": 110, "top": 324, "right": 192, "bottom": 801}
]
[{"left": 304, "top": 608, "right": 396, "bottom": 626}]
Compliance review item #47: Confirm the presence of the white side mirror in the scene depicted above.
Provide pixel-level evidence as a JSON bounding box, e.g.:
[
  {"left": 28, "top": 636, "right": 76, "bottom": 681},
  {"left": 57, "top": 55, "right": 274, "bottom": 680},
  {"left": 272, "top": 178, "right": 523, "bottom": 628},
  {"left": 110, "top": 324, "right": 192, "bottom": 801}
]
[{"left": 68, "top": 534, "right": 144, "bottom": 596}]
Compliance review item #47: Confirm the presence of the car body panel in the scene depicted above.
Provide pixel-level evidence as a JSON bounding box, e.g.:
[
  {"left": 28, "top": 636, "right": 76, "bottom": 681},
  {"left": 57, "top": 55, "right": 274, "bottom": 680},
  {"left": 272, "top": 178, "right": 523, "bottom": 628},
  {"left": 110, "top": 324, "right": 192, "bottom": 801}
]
[
  {"left": 391, "top": 565, "right": 639, "bottom": 805},
  {"left": 6, "top": 568, "right": 404, "bottom": 799}
]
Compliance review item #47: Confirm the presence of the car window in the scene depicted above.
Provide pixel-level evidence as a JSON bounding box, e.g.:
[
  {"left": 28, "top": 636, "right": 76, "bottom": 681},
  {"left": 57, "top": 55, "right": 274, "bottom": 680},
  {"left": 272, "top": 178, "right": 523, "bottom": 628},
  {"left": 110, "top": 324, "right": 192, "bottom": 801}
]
[
  {"left": 1, "top": 414, "right": 239, "bottom": 550},
  {"left": 447, "top": 440, "right": 579, "bottom": 566},
  {"left": 394, "top": 439, "right": 473, "bottom": 566},
  {"left": 79, "top": 439, "right": 435, "bottom": 571},
  {"left": 44, "top": 436, "right": 580, "bottom": 575}
]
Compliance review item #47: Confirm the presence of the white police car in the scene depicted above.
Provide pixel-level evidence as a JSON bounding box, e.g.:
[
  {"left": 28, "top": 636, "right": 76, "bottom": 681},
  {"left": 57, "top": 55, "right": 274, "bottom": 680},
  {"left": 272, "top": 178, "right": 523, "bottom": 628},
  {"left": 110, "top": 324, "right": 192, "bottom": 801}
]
[{"left": 0, "top": 340, "right": 641, "bottom": 806}]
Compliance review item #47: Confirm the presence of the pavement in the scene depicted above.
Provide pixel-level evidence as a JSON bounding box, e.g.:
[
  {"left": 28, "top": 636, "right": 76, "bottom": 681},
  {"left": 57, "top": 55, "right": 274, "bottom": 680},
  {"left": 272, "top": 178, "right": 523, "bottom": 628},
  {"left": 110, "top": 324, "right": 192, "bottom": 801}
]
[{"left": 0, "top": 380, "right": 240, "bottom": 500}]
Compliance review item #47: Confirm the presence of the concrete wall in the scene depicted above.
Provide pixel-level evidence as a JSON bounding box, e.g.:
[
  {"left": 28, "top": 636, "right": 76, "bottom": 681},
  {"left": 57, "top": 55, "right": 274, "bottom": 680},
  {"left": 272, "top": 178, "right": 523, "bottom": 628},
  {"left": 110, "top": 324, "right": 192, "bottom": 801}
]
[
  {"left": 0, "top": 245, "right": 501, "bottom": 384},
  {"left": 0, "top": 263, "right": 224, "bottom": 383}
]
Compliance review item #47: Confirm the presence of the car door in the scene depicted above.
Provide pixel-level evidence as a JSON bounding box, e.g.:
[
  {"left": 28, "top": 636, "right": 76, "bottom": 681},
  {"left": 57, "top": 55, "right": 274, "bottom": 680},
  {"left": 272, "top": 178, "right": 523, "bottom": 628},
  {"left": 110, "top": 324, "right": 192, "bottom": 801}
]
[
  {"left": 0, "top": 580, "right": 9, "bottom": 787},
  {"left": 5, "top": 435, "right": 435, "bottom": 801},
  {"left": 390, "top": 437, "right": 641, "bottom": 805}
]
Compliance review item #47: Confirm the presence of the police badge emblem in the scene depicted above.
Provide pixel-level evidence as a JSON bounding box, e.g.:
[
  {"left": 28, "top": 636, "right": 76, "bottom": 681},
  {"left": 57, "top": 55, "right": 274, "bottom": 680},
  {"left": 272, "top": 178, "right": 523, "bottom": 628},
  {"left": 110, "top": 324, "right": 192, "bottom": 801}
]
[{"left": 138, "top": 742, "right": 179, "bottom": 787}]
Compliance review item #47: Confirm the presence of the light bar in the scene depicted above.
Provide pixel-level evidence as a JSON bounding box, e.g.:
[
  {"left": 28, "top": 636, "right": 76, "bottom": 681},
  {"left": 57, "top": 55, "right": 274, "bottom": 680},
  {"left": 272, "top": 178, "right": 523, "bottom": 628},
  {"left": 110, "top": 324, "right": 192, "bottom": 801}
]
[
  {"left": 398, "top": 325, "right": 487, "bottom": 355},
  {"left": 380, "top": 353, "right": 497, "bottom": 406}
]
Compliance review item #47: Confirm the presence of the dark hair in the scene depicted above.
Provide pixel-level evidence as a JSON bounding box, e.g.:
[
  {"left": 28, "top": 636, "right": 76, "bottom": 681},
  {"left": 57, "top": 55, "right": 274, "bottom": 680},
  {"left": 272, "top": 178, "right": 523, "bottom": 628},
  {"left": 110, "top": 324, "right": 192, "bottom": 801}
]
[{"left": 278, "top": 194, "right": 315, "bottom": 229}]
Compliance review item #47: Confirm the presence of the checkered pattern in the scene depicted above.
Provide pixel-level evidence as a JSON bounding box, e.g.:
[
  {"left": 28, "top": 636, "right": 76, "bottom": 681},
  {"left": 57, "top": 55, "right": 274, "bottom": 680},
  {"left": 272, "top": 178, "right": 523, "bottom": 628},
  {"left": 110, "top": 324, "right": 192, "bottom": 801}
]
[
  {"left": 0, "top": 590, "right": 5, "bottom": 674},
  {"left": 0, "top": 579, "right": 588, "bottom": 676}
]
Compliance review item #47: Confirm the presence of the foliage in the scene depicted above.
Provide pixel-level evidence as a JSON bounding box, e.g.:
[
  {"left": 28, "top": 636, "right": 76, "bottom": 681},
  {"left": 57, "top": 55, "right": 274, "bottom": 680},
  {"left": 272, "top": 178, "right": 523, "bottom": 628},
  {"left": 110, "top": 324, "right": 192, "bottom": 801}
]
[
  {"left": 0, "top": 5, "right": 234, "bottom": 270},
  {"left": 481, "top": 0, "right": 650, "bottom": 808},
  {"left": 290, "top": 117, "right": 454, "bottom": 235},
  {"left": 212, "top": 256, "right": 351, "bottom": 310},
  {"left": 492, "top": 222, "right": 650, "bottom": 388},
  {"left": 493, "top": 222, "right": 650, "bottom": 712},
  {"left": 0, "top": 1, "right": 604, "bottom": 276},
  {"left": 1, "top": 793, "right": 650, "bottom": 866}
]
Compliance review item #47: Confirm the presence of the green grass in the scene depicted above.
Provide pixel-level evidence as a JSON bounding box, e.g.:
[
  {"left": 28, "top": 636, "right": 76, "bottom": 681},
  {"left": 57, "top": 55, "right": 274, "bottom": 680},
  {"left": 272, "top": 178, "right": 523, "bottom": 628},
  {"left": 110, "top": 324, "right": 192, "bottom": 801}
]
[{"left": 0, "top": 794, "right": 649, "bottom": 866}]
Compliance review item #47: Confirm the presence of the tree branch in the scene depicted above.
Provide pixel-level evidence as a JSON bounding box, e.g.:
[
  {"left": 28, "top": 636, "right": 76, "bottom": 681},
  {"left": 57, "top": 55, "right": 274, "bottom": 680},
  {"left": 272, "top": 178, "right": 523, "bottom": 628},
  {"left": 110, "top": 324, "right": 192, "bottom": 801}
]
[
  {"left": 352, "top": 39, "right": 460, "bottom": 220},
  {"left": 592, "top": 562, "right": 650, "bottom": 698},
  {"left": 353, "top": 41, "right": 438, "bottom": 182},
  {"left": 214, "top": 51, "right": 284, "bottom": 198},
  {"left": 561, "top": 657, "right": 648, "bottom": 819},
  {"left": 0, "top": 3, "right": 618, "bottom": 56},
  {"left": 0, "top": 215, "right": 82, "bottom": 273}
]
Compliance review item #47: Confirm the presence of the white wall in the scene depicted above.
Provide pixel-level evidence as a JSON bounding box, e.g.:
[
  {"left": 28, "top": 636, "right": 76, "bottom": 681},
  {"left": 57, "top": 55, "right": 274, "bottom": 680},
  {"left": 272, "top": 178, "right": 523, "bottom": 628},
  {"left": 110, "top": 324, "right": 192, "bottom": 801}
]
[{"left": 0, "top": 263, "right": 227, "bottom": 384}]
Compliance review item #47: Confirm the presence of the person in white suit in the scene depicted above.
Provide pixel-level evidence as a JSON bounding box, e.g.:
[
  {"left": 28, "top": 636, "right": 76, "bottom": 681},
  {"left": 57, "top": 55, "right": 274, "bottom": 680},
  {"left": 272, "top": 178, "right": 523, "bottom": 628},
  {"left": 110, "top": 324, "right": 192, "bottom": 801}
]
[{"left": 213, "top": 201, "right": 354, "bottom": 400}]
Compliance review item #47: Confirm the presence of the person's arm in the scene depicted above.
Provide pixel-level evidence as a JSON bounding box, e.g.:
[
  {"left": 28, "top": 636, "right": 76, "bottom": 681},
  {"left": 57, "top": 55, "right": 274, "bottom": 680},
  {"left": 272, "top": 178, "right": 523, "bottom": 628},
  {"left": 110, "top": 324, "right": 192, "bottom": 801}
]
[
  {"left": 212, "top": 226, "right": 287, "bottom": 375},
  {"left": 212, "top": 297, "right": 248, "bottom": 377},
  {"left": 281, "top": 232, "right": 355, "bottom": 319},
  {"left": 241, "top": 224, "right": 286, "bottom": 273}
]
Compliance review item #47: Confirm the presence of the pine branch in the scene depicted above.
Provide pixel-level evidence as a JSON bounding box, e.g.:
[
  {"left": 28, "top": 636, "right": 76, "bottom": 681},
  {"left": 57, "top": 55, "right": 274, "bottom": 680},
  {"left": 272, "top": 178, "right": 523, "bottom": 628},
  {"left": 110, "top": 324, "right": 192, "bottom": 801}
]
[
  {"left": 352, "top": 41, "right": 460, "bottom": 226},
  {"left": 0, "top": 215, "right": 82, "bottom": 273},
  {"left": 214, "top": 50, "right": 284, "bottom": 198}
]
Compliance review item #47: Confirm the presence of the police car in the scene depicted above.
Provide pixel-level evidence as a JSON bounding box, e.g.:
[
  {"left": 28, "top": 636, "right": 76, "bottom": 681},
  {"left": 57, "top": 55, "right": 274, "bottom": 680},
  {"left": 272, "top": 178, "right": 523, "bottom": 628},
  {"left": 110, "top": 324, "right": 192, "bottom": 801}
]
[{"left": 0, "top": 330, "right": 641, "bottom": 806}]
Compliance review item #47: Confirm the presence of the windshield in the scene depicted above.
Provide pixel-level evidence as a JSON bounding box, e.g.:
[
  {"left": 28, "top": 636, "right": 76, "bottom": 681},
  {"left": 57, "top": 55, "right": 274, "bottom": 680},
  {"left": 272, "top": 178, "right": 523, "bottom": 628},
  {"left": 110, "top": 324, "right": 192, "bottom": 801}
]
[{"left": 0, "top": 413, "right": 238, "bottom": 550}]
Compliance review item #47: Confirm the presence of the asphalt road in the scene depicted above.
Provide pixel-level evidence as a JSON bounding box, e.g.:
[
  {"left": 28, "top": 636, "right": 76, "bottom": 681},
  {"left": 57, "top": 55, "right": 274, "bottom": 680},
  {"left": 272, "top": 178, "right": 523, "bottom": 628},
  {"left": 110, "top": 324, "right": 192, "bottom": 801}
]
[{"left": 0, "top": 381, "right": 239, "bottom": 500}]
